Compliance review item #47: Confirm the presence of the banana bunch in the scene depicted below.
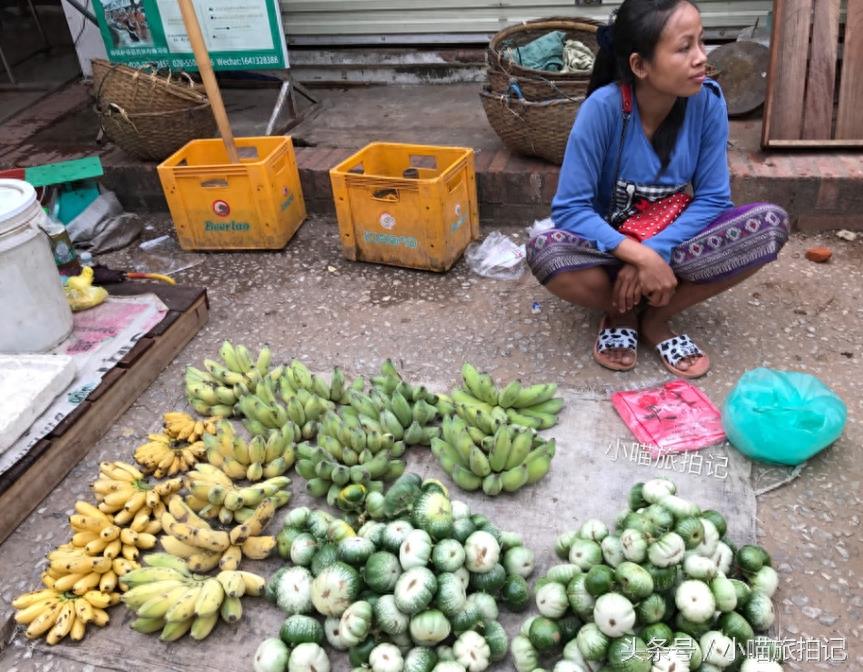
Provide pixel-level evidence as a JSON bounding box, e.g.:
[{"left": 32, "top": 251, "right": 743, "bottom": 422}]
[
  {"left": 295, "top": 410, "right": 408, "bottom": 512},
  {"left": 204, "top": 419, "right": 296, "bottom": 481},
  {"left": 184, "top": 463, "right": 291, "bottom": 525},
  {"left": 184, "top": 365, "right": 239, "bottom": 419},
  {"left": 281, "top": 359, "right": 365, "bottom": 406},
  {"left": 121, "top": 553, "right": 264, "bottom": 641},
  {"left": 431, "top": 414, "right": 556, "bottom": 496},
  {"left": 453, "top": 363, "right": 565, "bottom": 433},
  {"left": 163, "top": 411, "right": 217, "bottom": 443},
  {"left": 236, "top": 365, "right": 335, "bottom": 439},
  {"left": 43, "top": 500, "right": 135, "bottom": 594},
  {"left": 92, "top": 461, "right": 182, "bottom": 528},
  {"left": 12, "top": 586, "right": 115, "bottom": 644},
  {"left": 133, "top": 431, "right": 207, "bottom": 478},
  {"left": 160, "top": 497, "right": 276, "bottom": 572}
]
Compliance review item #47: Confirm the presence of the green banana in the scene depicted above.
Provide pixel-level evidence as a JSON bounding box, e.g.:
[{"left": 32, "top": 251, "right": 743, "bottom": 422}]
[
  {"left": 489, "top": 425, "right": 512, "bottom": 472},
  {"left": 390, "top": 391, "right": 413, "bottom": 428},
  {"left": 518, "top": 408, "right": 558, "bottom": 429},
  {"left": 500, "top": 463, "right": 529, "bottom": 492},
  {"left": 475, "top": 373, "right": 499, "bottom": 406},
  {"left": 524, "top": 451, "right": 552, "bottom": 485},
  {"left": 523, "top": 397, "right": 565, "bottom": 415},
  {"left": 497, "top": 380, "right": 523, "bottom": 409},
  {"left": 290, "top": 360, "right": 314, "bottom": 391},
  {"left": 436, "top": 394, "right": 455, "bottom": 416},
  {"left": 255, "top": 345, "right": 271, "bottom": 377},
  {"left": 451, "top": 464, "right": 482, "bottom": 491},
  {"left": 468, "top": 446, "right": 492, "bottom": 478},
  {"left": 511, "top": 383, "right": 558, "bottom": 409},
  {"left": 452, "top": 389, "right": 493, "bottom": 413},
  {"left": 312, "top": 375, "right": 331, "bottom": 401},
  {"left": 482, "top": 473, "right": 503, "bottom": 496},
  {"left": 329, "top": 367, "right": 346, "bottom": 402},
  {"left": 403, "top": 421, "right": 425, "bottom": 445},
  {"left": 505, "top": 428, "right": 533, "bottom": 470},
  {"left": 306, "top": 478, "right": 330, "bottom": 497},
  {"left": 505, "top": 408, "right": 543, "bottom": 430},
  {"left": 461, "top": 362, "right": 484, "bottom": 400}
]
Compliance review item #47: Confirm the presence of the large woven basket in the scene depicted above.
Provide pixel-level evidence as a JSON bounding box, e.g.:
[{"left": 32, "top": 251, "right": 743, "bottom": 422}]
[
  {"left": 486, "top": 67, "right": 589, "bottom": 102},
  {"left": 488, "top": 17, "right": 600, "bottom": 81},
  {"left": 97, "top": 101, "right": 216, "bottom": 161},
  {"left": 479, "top": 88, "right": 582, "bottom": 164},
  {"left": 91, "top": 59, "right": 207, "bottom": 113}
]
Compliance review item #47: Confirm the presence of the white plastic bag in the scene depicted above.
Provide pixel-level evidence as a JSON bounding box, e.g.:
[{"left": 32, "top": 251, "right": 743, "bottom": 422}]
[
  {"left": 527, "top": 216, "right": 555, "bottom": 239},
  {"left": 465, "top": 231, "right": 526, "bottom": 280}
]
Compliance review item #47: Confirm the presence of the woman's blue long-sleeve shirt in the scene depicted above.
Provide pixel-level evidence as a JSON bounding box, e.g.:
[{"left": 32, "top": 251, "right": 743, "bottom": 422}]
[{"left": 550, "top": 79, "right": 733, "bottom": 262}]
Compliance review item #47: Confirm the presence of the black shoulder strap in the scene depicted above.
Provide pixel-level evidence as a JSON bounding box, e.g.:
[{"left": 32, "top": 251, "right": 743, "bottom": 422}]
[{"left": 607, "top": 83, "right": 633, "bottom": 222}]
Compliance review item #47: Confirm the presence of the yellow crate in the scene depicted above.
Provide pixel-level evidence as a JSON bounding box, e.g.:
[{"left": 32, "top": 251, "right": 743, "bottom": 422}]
[
  {"left": 329, "top": 142, "right": 479, "bottom": 272},
  {"left": 157, "top": 136, "right": 306, "bottom": 251}
]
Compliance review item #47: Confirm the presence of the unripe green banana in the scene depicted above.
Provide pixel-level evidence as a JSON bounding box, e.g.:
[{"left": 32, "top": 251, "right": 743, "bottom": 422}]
[
  {"left": 329, "top": 367, "right": 346, "bottom": 403},
  {"left": 517, "top": 408, "right": 558, "bottom": 429},
  {"left": 482, "top": 473, "right": 503, "bottom": 496},
  {"left": 390, "top": 391, "right": 413, "bottom": 428},
  {"left": 451, "top": 464, "right": 482, "bottom": 491},
  {"left": 500, "top": 463, "right": 529, "bottom": 492},
  {"left": 468, "top": 446, "right": 492, "bottom": 478},
  {"left": 505, "top": 408, "right": 543, "bottom": 430},
  {"left": 306, "top": 478, "right": 330, "bottom": 497},
  {"left": 497, "top": 380, "right": 523, "bottom": 409},
  {"left": 489, "top": 425, "right": 512, "bottom": 472},
  {"left": 512, "top": 383, "right": 558, "bottom": 408},
  {"left": 505, "top": 429, "right": 533, "bottom": 470}
]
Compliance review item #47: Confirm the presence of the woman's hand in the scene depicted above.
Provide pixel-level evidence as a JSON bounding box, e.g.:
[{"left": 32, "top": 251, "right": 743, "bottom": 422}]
[
  {"left": 636, "top": 250, "right": 677, "bottom": 306},
  {"left": 612, "top": 264, "right": 642, "bottom": 313},
  {"left": 613, "top": 239, "right": 678, "bottom": 306}
]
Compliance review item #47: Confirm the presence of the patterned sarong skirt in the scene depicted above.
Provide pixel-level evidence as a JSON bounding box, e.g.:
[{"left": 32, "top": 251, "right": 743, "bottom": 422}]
[{"left": 526, "top": 203, "right": 790, "bottom": 285}]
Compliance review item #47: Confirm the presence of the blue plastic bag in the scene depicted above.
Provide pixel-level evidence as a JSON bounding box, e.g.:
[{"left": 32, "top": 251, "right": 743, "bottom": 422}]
[{"left": 722, "top": 368, "right": 847, "bottom": 465}]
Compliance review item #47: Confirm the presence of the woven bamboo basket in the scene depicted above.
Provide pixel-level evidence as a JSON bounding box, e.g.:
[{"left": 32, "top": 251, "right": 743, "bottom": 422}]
[
  {"left": 488, "top": 17, "right": 601, "bottom": 81},
  {"left": 479, "top": 88, "right": 583, "bottom": 164},
  {"left": 97, "top": 101, "right": 216, "bottom": 161},
  {"left": 486, "top": 67, "right": 589, "bottom": 102},
  {"left": 91, "top": 59, "right": 207, "bottom": 113}
]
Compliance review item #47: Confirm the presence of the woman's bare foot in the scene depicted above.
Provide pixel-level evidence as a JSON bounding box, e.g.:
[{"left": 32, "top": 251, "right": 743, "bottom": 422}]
[
  {"left": 640, "top": 312, "right": 708, "bottom": 375},
  {"left": 593, "top": 311, "right": 639, "bottom": 370}
]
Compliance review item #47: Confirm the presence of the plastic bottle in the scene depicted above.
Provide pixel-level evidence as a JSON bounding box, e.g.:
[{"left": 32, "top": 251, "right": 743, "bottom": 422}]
[{"left": 41, "top": 213, "right": 82, "bottom": 277}]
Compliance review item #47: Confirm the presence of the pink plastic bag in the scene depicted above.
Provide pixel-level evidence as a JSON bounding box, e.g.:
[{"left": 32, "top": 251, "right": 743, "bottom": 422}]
[{"left": 611, "top": 380, "right": 725, "bottom": 457}]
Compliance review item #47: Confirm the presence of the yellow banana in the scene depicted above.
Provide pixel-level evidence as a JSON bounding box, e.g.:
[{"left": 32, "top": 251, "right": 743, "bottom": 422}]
[
  {"left": 12, "top": 589, "right": 57, "bottom": 610},
  {"left": 25, "top": 602, "right": 63, "bottom": 639},
  {"left": 15, "top": 598, "right": 60, "bottom": 625},
  {"left": 236, "top": 570, "right": 265, "bottom": 596},
  {"left": 240, "top": 535, "right": 275, "bottom": 560},
  {"left": 45, "top": 601, "right": 75, "bottom": 645},
  {"left": 218, "top": 544, "right": 242, "bottom": 571},
  {"left": 193, "top": 578, "right": 225, "bottom": 617},
  {"left": 164, "top": 585, "right": 202, "bottom": 623}
]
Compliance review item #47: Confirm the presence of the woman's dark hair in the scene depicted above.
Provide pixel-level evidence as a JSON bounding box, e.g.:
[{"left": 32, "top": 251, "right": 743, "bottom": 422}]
[{"left": 588, "top": 0, "right": 697, "bottom": 172}]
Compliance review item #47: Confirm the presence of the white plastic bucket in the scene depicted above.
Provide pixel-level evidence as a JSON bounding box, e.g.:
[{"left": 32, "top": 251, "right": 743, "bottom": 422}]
[{"left": 0, "top": 179, "right": 74, "bottom": 353}]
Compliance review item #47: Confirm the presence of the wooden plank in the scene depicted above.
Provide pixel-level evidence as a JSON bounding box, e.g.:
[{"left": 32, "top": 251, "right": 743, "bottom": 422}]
[
  {"left": 85, "top": 366, "right": 127, "bottom": 402},
  {"left": 0, "top": 294, "right": 209, "bottom": 545},
  {"left": 116, "top": 336, "right": 155, "bottom": 368},
  {"left": 107, "top": 283, "right": 206, "bottom": 313},
  {"left": 765, "top": 138, "right": 863, "bottom": 147},
  {"left": 802, "top": 0, "right": 840, "bottom": 139},
  {"left": 836, "top": 0, "right": 863, "bottom": 138},
  {"left": 0, "top": 439, "right": 52, "bottom": 498},
  {"left": 764, "top": 0, "right": 814, "bottom": 142}
]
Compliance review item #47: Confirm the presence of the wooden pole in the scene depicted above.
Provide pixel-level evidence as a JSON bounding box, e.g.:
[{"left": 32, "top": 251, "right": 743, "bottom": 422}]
[{"left": 176, "top": 0, "right": 239, "bottom": 162}]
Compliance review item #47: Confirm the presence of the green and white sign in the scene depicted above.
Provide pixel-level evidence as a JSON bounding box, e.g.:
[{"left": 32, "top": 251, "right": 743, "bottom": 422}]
[{"left": 93, "top": 0, "right": 288, "bottom": 70}]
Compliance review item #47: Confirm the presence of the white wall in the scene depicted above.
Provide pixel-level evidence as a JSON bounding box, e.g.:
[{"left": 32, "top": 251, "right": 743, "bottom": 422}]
[{"left": 60, "top": 0, "right": 107, "bottom": 77}]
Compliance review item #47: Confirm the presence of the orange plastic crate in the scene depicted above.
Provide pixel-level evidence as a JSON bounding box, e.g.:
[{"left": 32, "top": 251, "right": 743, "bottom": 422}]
[
  {"left": 157, "top": 136, "right": 306, "bottom": 251},
  {"left": 329, "top": 142, "right": 479, "bottom": 272}
]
